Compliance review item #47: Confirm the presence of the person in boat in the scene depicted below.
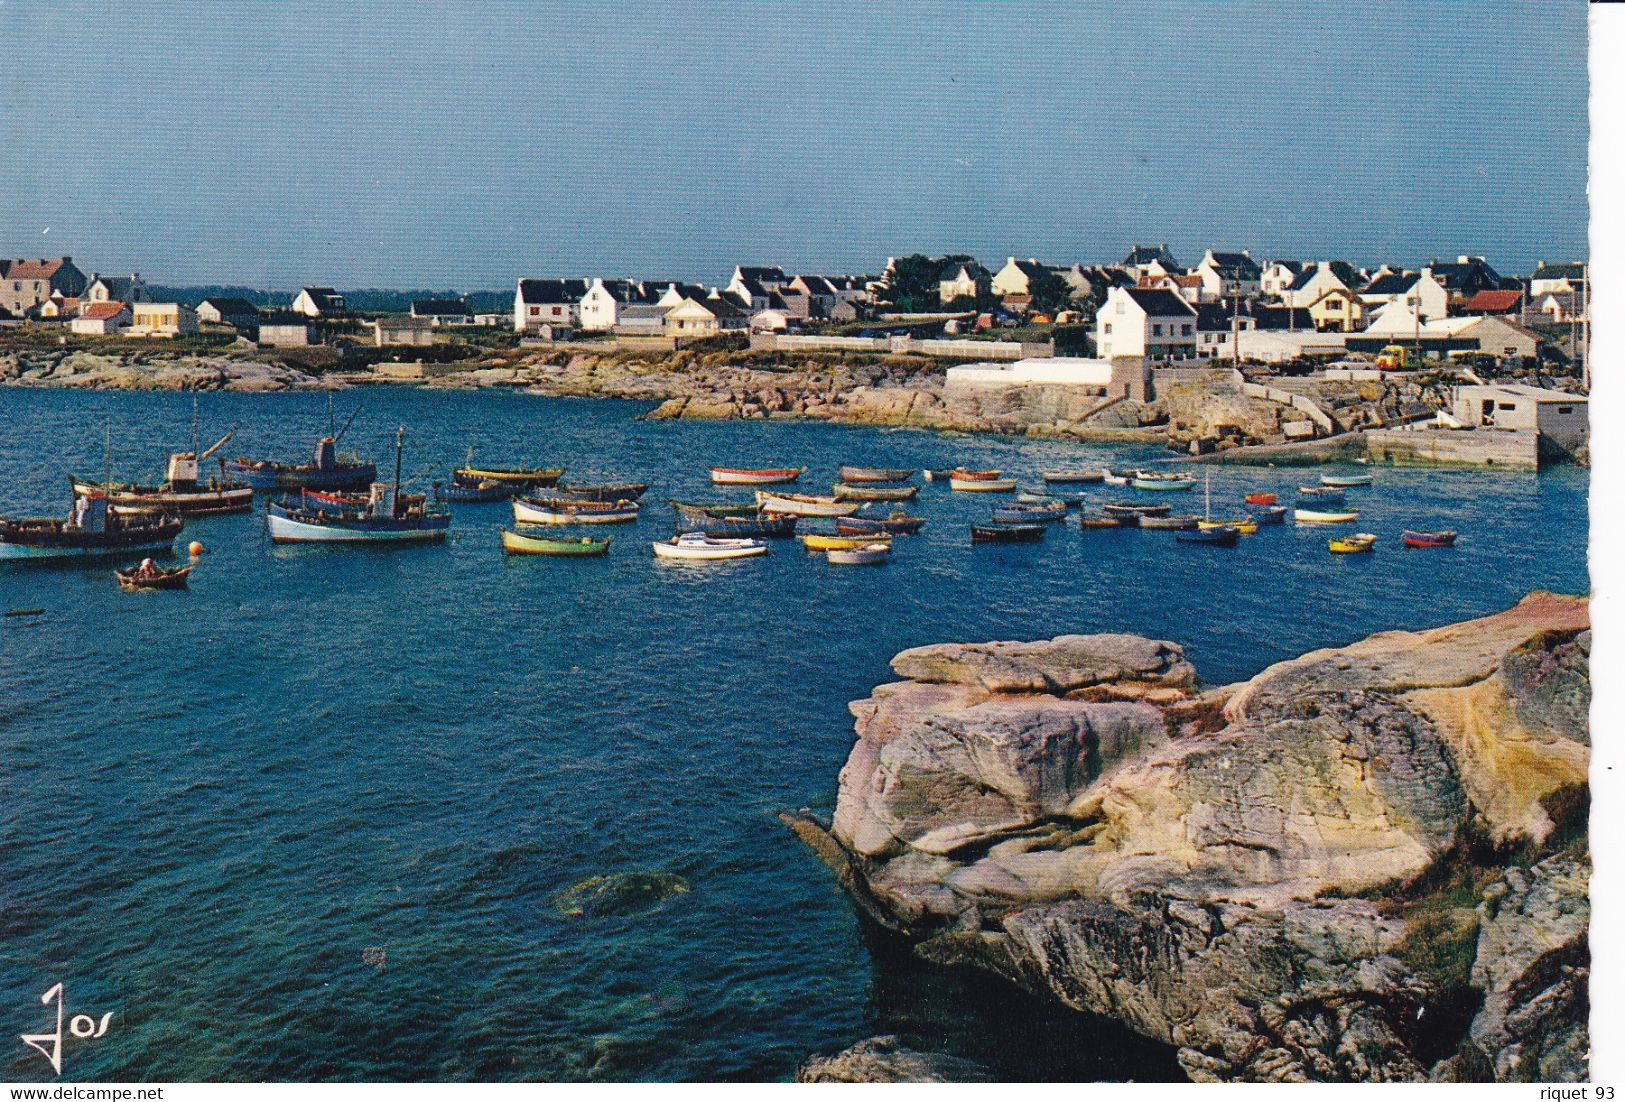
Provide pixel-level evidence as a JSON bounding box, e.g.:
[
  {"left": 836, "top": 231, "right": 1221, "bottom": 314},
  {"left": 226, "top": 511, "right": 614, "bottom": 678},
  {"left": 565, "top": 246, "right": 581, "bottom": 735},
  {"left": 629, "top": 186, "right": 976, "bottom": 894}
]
[{"left": 136, "top": 557, "right": 160, "bottom": 580}]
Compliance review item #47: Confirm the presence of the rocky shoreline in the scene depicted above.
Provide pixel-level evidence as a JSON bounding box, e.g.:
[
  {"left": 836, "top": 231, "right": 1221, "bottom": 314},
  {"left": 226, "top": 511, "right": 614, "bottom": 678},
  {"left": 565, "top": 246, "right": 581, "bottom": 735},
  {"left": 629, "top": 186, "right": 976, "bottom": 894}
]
[{"left": 789, "top": 594, "right": 1590, "bottom": 1083}]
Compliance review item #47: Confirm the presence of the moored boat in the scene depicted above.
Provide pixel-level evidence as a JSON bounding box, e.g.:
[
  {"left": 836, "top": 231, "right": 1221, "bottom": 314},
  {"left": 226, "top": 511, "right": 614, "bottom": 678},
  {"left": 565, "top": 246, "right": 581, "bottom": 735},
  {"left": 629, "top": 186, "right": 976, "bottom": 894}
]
[
  {"left": 229, "top": 409, "right": 376, "bottom": 491},
  {"left": 264, "top": 426, "right": 447, "bottom": 545},
  {"left": 951, "top": 468, "right": 1002, "bottom": 481},
  {"left": 1131, "top": 470, "right": 1195, "bottom": 492},
  {"left": 1298, "top": 486, "right": 1346, "bottom": 503},
  {"left": 1176, "top": 525, "right": 1240, "bottom": 547},
  {"left": 652, "top": 532, "right": 768, "bottom": 560},
  {"left": 1, "top": 492, "right": 183, "bottom": 561},
  {"left": 1321, "top": 473, "right": 1373, "bottom": 488},
  {"left": 709, "top": 466, "right": 806, "bottom": 486},
  {"left": 971, "top": 523, "right": 1044, "bottom": 544},
  {"left": 1017, "top": 487, "right": 1087, "bottom": 505},
  {"left": 1101, "top": 502, "right": 1171, "bottom": 521},
  {"left": 454, "top": 464, "right": 565, "bottom": 487},
  {"left": 1101, "top": 468, "right": 1133, "bottom": 486},
  {"left": 825, "top": 542, "right": 891, "bottom": 565},
  {"left": 949, "top": 476, "right": 1017, "bottom": 492},
  {"left": 1244, "top": 492, "right": 1278, "bottom": 506},
  {"left": 1042, "top": 469, "right": 1105, "bottom": 484},
  {"left": 992, "top": 502, "right": 1067, "bottom": 524},
  {"left": 1251, "top": 505, "right": 1288, "bottom": 526},
  {"left": 1137, "top": 514, "right": 1200, "bottom": 530},
  {"left": 1294, "top": 508, "right": 1360, "bottom": 524},
  {"left": 671, "top": 502, "right": 797, "bottom": 538},
  {"left": 553, "top": 481, "right": 650, "bottom": 502},
  {"left": 836, "top": 513, "right": 926, "bottom": 536},
  {"left": 1199, "top": 517, "right": 1258, "bottom": 535},
  {"left": 433, "top": 477, "right": 512, "bottom": 504},
  {"left": 115, "top": 560, "right": 193, "bottom": 590},
  {"left": 71, "top": 427, "right": 252, "bottom": 516},
  {"left": 1402, "top": 529, "right": 1459, "bottom": 548},
  {"left": 513, "top": 497, "right": 640, "bottom": 525},
  {"left": 754, "top": 491, "right": 860, "bottom": 517},
  {"left": 922, "top": 469, "right": 956, "bottom": 482},
  {"left": 500, "top": 529, "right": 612, "bottom": 556},
  {"left": 838, "top": 466, "right": 916, "bottom": 484},
  {"left": 1080, "top": 515, "right": 1128, "bottom": 529},
  {"left": 800, "top": 532, "right": 894, "bottom": 552},
  {"left": 1329, "top": 532, "right": 1378, "bottom": 554},
  {"left": 832, "top": 482, "right": 918, "bottom": 502}
]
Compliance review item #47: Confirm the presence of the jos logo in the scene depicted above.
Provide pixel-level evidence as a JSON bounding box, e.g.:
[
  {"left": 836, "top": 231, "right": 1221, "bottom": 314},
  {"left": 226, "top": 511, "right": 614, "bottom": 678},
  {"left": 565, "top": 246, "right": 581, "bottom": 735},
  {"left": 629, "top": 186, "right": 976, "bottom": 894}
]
[{"left": 20, "top": 983, "right": 112, "bottom": 1076}]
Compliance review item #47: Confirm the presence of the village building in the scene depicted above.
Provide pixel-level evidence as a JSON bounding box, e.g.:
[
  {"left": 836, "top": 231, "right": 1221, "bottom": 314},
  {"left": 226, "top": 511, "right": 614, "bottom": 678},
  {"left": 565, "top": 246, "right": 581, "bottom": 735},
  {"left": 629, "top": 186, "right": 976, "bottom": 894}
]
[
  {"left": 1282, "top": 261, "right": 1357, "bottom": 308},
  {"left": 371, "top": 316, "right": 438, "bottom": 346},
  {"left": 1304, "top": 287, "right": 1371, "bottom": 332},
  {"left": 1422, "top": 255, "right": 1507, "bottom": 305},
  {"left": 1461, "top": 289, "right": 1524, "bottom": 316},
  {"left": 84, "top": 273, "right": 148, "bottom": 306},
  {"left": 1259, "top": 259, "right": 1307, "bottom": 298},
  {"left": 611, "top": 303, "right": 668, "bottom": 336},
  {"left": 256, "top": 314, "right": 313, "bottom": 347},
  {"left": 1362, "top": 270, "right": 1450, "bottom": 320},
  {"left": 1195, "top": 249, "right": 1262, "bottom": 301},
  {"left": 128, "top": 302, "right": 199, "bottom": 337},
  {"left": 2, "top": 257, "right": 89, "bottom": 315},
  {"left": 195, "top": 297, "right": 262, "bottom": 328},
  {"left": 1138, "top": 270, "right": 1204, "bottom": 304},
  {"left": 730, "top": 266, "right": 789, "bottom": 292},
  {"left": 70, "top": 301, "right": 131, "bottom": 336},
  {"left": 577, "top": 279, "right": 644, "bottom": 331},
  {"left": 1449, "top": 383, "right": 1587, "bottom": 457},
  {"left": 1194, "top": 302, "right": 1257, "bottom": 358},
  {"left": 291, "top": 286, "right": 346, "bottom": 317},
  {"left": 662, "top": 295, "right": 748, "bottom": 336},
  {"left": 513, "top": 278, "right": 589, "bottom": 331},
  {"left": 1528, "top": 260, "right": 1587, "bottom": 297},
  {"left": 937, "top": 261, "right": 989, "bottom": 304},
  {"left": 38, "top": 295, "right": 81, "bottom": 318},
  {"left": 1121, "top": 244, "right": 1180, "bottom": 279},
  {"left": 1095, "top": 286, "right": 1198, "bottom": 361},
  {"left": 410, "top": 298, "right": 473, "bottom": 326}
]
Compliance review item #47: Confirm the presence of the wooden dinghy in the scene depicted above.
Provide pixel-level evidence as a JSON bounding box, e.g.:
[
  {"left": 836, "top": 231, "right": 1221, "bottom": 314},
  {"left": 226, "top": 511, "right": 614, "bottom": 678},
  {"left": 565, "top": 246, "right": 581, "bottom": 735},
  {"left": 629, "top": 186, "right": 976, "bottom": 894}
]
[
  {"left": 1294, "top": 508, "right": 1359, "bottom": 524},
  {"left": 825, "top": 542, "right": 891, "bottom": 565},
  {"left": 800, "top": 532, "right": 894, "bottom": 552},
  {"left": 992, "top": 502, "right": 1067, "bottom": 524},
  {"left": 1199, "top": 517, "right": 1258, "bottom": 535},
  {"left": 1402, "top": 529, "right": 1459, "bottom": 548},
  {"left": 1130, "top": 470, "right": 1196, "bottom": 491},
  {"left": 433, "top": 477, "right": 512, "bottom": 504},
  {"left": 1298, "top": 486, "right": 1346, "bottom": 502},
  {"left": 1017, "top": 487, "right": 1087, "bottom": 505},
  {"left": 832, "top": 482, "right": 918, "bottom": 502},
  {"left": 1042, "top": 469, "right": 1105, "bottom": 484},
  {"left": 754, "top": 491, "right": 860, "bottom": 517},
  {"left": 839, "top": 466, "right": 916, "bottom": 484},
  {"left": 949, "top": 476, "right": 1017, "bottom": 492},
  {"left": 709, "top": 466, "right": 806, "bottom": 486},
  {"left": 1101, "top": 502, "right": 1171, "bottom": 521},
  {"left": 671, "top": 502, "right": 797, "bottom": 538},
  {"left": 1176, "top": 525, "right": 1239, "bottom": 547},
  {"left": 1329, "top": 533, "right": 1378, "bottom": 553},
  {"left": 653, "top": 533, "right": 768, "bottom": 560},
  {"left": 455, "top": 465, "right": 564, "bottom": 487},
  {"left": 1137, "top": 514, "right": 1200, "bottom": 531},
  {"left": 1244, "top": 492, "right": 1278, "bottom": 506},
  {"left": 971, "top": 523, "right": 1044, "bottom": 544},
  {"left": 949, "top": 468, "right": 1002, "bottom": 481},
  {"left": 116, "top": 561, "right": 193, "bottom": 591},
  {"left": 1251, "top": 505, "right": 1288, "bottom": 525},
  {"left": 836, "top": 513, "right": 926, "bottom": 536},
  {"left": 553, "top": 481, "right": 650, "bottom": 502},
  {"left": 501, "top": 529, "right": 612, "bottom": 556},
  {"left": 513, "top": 497, "right": 640, "bottom": 525},
  {"left": 1321, "top": 473, "right": 1373, "bottom": 488}
]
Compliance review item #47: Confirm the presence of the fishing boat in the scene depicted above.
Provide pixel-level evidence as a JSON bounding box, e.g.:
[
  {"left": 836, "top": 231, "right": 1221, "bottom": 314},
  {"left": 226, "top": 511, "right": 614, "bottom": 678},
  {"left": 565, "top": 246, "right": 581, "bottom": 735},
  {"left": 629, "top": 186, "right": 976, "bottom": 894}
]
[
  {"left": 500, "top": 529, "right": 612, "bottom": 556},
  {"left": 72, "top": 427, "right": 253, "bottom": 517},
  {"left": 826, "top": 542, "right": 891, "bottom": 565},
  {"left": 971, "top": 523, "right": 1044, "bottom": 544},
  {"left": 835, "top": 513, "right": 926, "bottom": 536},
  {"left": 1138, "top": 514, "right": 1200, "bottom": 531},
  {"left": 1176, "top": 525, "right": 1240, "bottom": 547},
  {"left": 1403, "top": 529, "right": 1459, "bottom": 549},
  {"left": 1298, "top": 485, "right": 1345, "bottom": 500},
  {"left": 838, "top": 466, "right": 916, "bottom": 484},
  {"left": 1244, "top": 492, "right": 1278, "bottom": 506},
  {"left": 708, "top": 466, "right": 806, "bottom": 486},
  {"left": 992, "top": 502, "right": 1067, "bottom": 524},
  {"left": 832, "top": 482, "right": 918, "bottom": 502},
  {"left": 800, "top": 532, "right": 893, "bottom": 552},
  {"left": 433, "top": 477, "right": 511, "bottom": 504},
  {"left": 1294, "top": 508, "right": 1360, "bottom": 524},
  {"left": 1, "top": 492, "right": 183, "bottom": 561},
  {"left": 1199, "top": 517, "right": 1258, "bottom": 535},
  {"left": 454, "top": 464, "right": 564, "bottom": 487},
  {"left": 1100, "top": 502, "right": 1171, "bottom": 521},
  {"left": 116, "top": 560, "right": 193, "bottom": 591},
  {"left": 1042, "top": 470, "right": 1105, "bottom": 484},
  {"left": 671, "top": 502, "right": 797, "bottom": 538},
  {"left": 1017, "top": 487, "right": 1087, "bottom": 505},
  {"left": 1321, "top": 473, "right": 1373, "bottom": 488},
  {"left": 553, "top": 481, "right": 650, "bottom": 502},
  {"left": 652, "top": 533, "right": 768, "bottom": 560},
  {"left": 228, "top": 402, "right": 376, "bottom": 491},
  {"left": 1251, "top": 505, "right": 1289, "bottom": 526},
  {"left": 754, "top": 491, "right": 860, "bottom": 517},
  {"left": 266, "top": 428, "right": 450, "bottom": 545},
  {"left": 949, "top": 476, "right": 1018, "bottom": 492},
  {"left": 1131, "top": 470, "right": 1196, "bottom": 492},
  {"left": 1329, "top": 533, "right": 1378, "bottom": 554},
  {"left": 513, "top": 497, "right": 640, "bottom": 525}
]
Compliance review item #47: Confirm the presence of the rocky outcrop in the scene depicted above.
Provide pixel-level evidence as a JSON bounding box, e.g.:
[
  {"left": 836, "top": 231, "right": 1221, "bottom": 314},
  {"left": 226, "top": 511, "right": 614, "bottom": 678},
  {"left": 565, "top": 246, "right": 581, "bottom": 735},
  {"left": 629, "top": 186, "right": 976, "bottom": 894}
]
[
  {"left": 0, "top": 349, "right": 323, "bottom": 391},
  {"left": 792, "top": 594, "right": 1590, "bottom": 1082},
  {"left": 796, "top": 1036, "right": 993, "bottom": 1082}
]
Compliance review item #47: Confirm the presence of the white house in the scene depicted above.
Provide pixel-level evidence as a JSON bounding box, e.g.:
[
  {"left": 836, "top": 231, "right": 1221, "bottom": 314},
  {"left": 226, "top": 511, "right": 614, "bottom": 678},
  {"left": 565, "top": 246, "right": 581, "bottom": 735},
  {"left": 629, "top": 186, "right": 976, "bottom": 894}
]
[
  {"left": 1195, "top": 249, "right": 1262, "bottom": 301},
  {"left": 84, "top": 273, "right": 148, "bottom": 306},
  {"left": 577, "top": 279, "right": 642, "bottom": 331},
  {"left": 662, "top": 295, "right": 748, "bottom": 335},
  {"left": 1121, "top": 244, "right": 1180, "bottom": 279},
  {"left": 1259, "top": 260, "right": 1307, "bottom": 298},
  {"left": 937, "top": 262, "right": 987, "bottom": 304},
  {"left": 1283, "top": 262, "right": 1353, "bottom": 308},
  {"left": 291, "top": 286, "right": 345, "bottom": 317},
  {"left": 991, "top": 257, "right": 1050, "bottom": 298},
  {"left": 1450, "top": 384, "right": 1587, "bottom": 453},
  {"left": 1094, "top": 286, "right": 1199, "bottom": 361},
  {"left": 128, "top": 302, "right": 199, "bottom": 337},
  {"left": 513, "top": 278, "right": 589, "bottom": 332},
  {"left": 70, "top": 301, "right": 131, "bottom": 336},
  {"left": 731, "top": 266, "right": 789, "bottom": 292},
  {"left": 196, "top": 297, "right": 261, "bottom": 328},
  {"left": 1194, "top": 302, "right": 1256, "bottom": 359},
  {"left": 1528, "top": 261, "right": 1587, "bottom": 297}
]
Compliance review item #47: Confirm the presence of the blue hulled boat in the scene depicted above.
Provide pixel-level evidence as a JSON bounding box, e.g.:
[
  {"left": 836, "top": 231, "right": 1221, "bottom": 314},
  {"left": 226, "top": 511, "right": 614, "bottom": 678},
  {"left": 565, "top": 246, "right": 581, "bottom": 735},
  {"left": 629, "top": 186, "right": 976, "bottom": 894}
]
[{"left": 265, "top": 427, "right": 448, "bottom": 545}]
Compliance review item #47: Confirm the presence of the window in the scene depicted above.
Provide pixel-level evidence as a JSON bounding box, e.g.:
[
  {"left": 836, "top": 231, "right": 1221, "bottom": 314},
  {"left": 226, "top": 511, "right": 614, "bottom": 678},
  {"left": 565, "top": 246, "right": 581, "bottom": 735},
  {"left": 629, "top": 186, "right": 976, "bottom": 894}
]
[
  {"left": 530, "top": 306, "right": 540, "bottom": 316},
  {"left": 1498, "top": 403, "right": 1516, "bottom": 411},
  {"left": 1152, "top": 323, "right": 1162, "bottom": 336},
  {"left": 1557, "top": 406, "right": 1574, "bottom": 415},
  {"left": 1182, "top": 324, "right": 1192, "bottom": 335},
  {"left": 1103, "top": 323, "right": 1112, "bottom": 335}
]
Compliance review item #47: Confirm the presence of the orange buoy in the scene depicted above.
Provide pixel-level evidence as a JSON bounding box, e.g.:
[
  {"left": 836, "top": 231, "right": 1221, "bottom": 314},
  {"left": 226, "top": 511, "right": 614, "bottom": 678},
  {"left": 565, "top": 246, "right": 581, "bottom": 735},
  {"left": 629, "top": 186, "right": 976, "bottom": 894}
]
[{"left": 188, "top": 540, "right": 206, "bottom": 557}]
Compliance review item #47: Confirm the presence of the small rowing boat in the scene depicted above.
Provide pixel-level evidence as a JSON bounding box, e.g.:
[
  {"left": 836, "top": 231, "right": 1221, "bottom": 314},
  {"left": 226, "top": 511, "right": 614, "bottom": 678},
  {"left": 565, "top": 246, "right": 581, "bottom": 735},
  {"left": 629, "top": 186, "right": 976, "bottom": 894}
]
[
  {"left": 826, "top": 542, "right": 891, "bottom": 565},
  {"left": 501, "top": 529, "right": 612, "bottom": 556},
  {"left": 513, "top": 497, "right": 640, "bottom": 525},
  {"left": 1329, "top": 533, "right": 1378, "bottom": 553},
  {"left": 992, "top": 502, "right": 1067, "bottom": 524},
  {"left": 971, "top": 523, "right": 1044, "bottom": 544},
  {"left": 653, "top": 532, "right": 768, "bottom": 560},
  {"left": 1251, "top": 505, "right": 1288, "bottom": 526},
  {"left": 836, "top": 513, "right": 926, "bottom": 536},
  {"left": 1042, "top": 470, "right": 1105, "bottom": 484},
  {"left": 1101, "top": 468, "right": 1134, "bottom": 486},
  {"left": 949, "top": 476, "right": 1017, "bottom": 492},
  {"left": 1016, "top": 488, "right": 1087, "bottom": 506},
  {"left": 950, "top": 468, "right": 1001, "bottom": 480},
  {"left": 922, "top": 469, "right": 955, "bottom": 482},
  {"left": 1294, "top": 508, "right": 1359, "bottom": 524},
  {"left": 832, "top": 482, "right": 918, "bottom": 502},
  {"left": 709, "top": 466, "right": 806, "bottom": 486},
  {"left": 1402, "top": 529, "right": 1459, "bottom": 548},
  {"left": 754, "top": 491, "right": 859, "bottom": 517},
  {"left": 839, "top": 466, "right": 916, "bottom": 484},
  {"left": 671, "top": 502, "right": 797, "bottom": 538},
  {"left": 1297, "top": 486, "right": 1346, "bottom": 503},
  {"left": 455, "top": 464, "right": 564, "bottom": 487},
  {"left": 1199, "top": 517, "right": 1257, "bottom": 535},
  {"left": 553, "top": 481, "right": 650, "bottom": 502},
  {"left": 1101, "top": 502, "right": 1171, "bottom": 521},
  {"left": 1244, "top": 492, "right": 1278, "bottom": 506},
  {"left": 1321, "top": 473, "right": 1373, "bottom": 488},
  {"left": 433, "top": 477, "right": 511, "bottom": 504},
  {"left": 1131, "top": 470, "right": 1195, "bottom": 492},
  {"left": 1176, "top": 525, "right": 1239, "bottom": 547},
  {"left": 116, "top": 560, "right": 193, "bottom": 591},
  {"left": 800, "top": 532, "right": 894, "bottom": 552},
  {"left": 1137, "top": 514, "right": 1200, "bottom": 530}
]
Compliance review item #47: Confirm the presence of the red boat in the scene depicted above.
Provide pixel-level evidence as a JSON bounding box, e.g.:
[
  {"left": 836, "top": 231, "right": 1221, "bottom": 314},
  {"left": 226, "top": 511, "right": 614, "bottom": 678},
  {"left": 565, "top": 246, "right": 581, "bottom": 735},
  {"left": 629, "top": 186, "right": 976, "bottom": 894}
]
[
  {"left": 1403, "top": 529, "right": 1459, "bottom": 548},
  {"left": 1244, "top": 492, "right": 1277, "bottom": 506},
  {"left": 951, "top": 468, "right": 1002, "bottom": 481}
]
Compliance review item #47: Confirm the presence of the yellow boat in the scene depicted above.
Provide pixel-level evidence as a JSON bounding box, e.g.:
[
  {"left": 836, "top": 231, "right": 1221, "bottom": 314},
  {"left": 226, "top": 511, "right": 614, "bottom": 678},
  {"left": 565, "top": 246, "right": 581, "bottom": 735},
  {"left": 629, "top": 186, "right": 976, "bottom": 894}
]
[
  {"left": 800, "top": 533, "right": 894, "bottom": 552},
  {"left": 1198, "top": 518, "right": 1257, "bottom": 535},
  {"left": 1328, "top": 533, "right": 1378, "bottom": 554}
]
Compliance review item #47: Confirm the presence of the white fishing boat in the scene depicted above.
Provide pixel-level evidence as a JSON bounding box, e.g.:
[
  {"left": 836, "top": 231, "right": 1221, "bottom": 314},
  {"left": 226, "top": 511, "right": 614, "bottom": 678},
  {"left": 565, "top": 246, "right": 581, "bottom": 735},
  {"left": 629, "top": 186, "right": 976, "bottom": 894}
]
[
  {"left": 1320, "top": 473, "right": 1374, "bottom": 488},
  {"left": 826, "top": 542, "right": 891, "bottom": 565},
  {"left": 709, "top": 466, "right": 806, "bottom": 486},
  {"left": 754, "top": 490, "right": 860, "bottom": 517},
  {"left": 513, "top": 497, "right": 640, "bottom": 525},
  {"left": 1130, "top": 470, "right": 1195, "bottom": 492},
  {"left": 1294, "top": 508, "right": 1360, "bottom": 524},
  {"left": 948, "top": 476, "right": 1017, "bottom": 492},
  {"left": 652, "top": 532, "right": 768, "bottom": 560}
]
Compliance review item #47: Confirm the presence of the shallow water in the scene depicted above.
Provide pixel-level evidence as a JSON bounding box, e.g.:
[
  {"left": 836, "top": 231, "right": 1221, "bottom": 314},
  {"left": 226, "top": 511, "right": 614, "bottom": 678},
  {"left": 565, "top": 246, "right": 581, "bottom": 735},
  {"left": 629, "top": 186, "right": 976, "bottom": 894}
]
[{"left": 0, "top": 387, "right": 1589, "bottom": 1081}]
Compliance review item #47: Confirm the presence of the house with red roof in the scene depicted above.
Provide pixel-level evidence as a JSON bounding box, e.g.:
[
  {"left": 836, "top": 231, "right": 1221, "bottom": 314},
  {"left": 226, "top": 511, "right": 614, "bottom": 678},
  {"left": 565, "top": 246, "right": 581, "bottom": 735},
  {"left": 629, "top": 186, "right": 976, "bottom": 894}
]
[
  {"left": 69, "top": 301, "right": 131, "bottom": 336},
  {"left": 1460, "top": 289, "right": 1524, "bottom": 316},
  {"left": 1, "top": 256, "right": 89, "bottom": 315}
]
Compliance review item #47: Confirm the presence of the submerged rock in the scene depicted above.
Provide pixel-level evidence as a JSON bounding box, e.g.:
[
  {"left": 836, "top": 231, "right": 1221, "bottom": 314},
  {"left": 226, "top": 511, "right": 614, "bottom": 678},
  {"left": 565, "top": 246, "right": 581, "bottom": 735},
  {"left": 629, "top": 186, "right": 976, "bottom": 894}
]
[
  {"left": 794, "top": 593, "right": 1590, "bottom": 1082},
  {"left": 551, "top": 871, "right": 691, "bottom": 919},
  {"left": 797, "top": 1035, "right": 993, "bottom": 1083}
]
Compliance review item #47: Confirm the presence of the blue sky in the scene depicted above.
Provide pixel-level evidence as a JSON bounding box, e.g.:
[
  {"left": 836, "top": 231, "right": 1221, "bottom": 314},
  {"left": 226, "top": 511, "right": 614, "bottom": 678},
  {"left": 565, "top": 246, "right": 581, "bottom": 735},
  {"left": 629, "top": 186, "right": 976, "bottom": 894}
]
[{"left": 0, "top": 0, "right": 1589, "bottom": 288}]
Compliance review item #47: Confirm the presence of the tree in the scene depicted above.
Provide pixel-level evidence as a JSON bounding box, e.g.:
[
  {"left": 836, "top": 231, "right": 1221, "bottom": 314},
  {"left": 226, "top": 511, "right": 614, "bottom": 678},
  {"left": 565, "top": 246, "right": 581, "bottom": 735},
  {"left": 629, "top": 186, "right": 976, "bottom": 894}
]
[
  {"left": 882, "top": 255, "right": 944, "bottom": 313},
  {"left": 1027, "top": 269, "right": 1071, "bottom": 315}
]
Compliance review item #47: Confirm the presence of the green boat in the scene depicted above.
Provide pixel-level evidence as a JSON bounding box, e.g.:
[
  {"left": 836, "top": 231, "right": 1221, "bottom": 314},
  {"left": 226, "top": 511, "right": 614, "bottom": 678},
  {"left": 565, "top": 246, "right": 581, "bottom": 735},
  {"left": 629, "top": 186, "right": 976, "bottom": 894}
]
[{"left": 500, "top": 529, "right": 612, "bottom": 556}]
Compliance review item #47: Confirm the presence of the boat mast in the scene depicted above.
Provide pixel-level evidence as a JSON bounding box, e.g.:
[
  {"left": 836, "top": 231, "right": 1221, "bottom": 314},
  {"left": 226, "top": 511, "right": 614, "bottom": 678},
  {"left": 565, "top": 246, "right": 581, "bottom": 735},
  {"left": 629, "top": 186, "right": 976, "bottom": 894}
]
[
  {"left": 103, "top": 414, "right": 112, "bottom": 490},
  {"left": 191, "top": 394, "right": 200, "bottom": 457},
  {"left": 1204, "top": 469, "right": 1211, "bottom": 522},
  {"left": 393, "top": 425, "right": 405, "bottom": 514},
  {"left": 327, "top": 391, "right": 335, "bottom": 438}
]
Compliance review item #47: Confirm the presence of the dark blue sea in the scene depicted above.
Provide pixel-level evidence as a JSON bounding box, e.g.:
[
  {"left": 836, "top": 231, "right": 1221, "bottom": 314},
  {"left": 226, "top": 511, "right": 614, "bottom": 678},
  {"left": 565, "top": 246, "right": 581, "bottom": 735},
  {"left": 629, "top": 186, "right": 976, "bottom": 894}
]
[{"left": 0, "top": 387, "right": 1590, "bottom": 1082}]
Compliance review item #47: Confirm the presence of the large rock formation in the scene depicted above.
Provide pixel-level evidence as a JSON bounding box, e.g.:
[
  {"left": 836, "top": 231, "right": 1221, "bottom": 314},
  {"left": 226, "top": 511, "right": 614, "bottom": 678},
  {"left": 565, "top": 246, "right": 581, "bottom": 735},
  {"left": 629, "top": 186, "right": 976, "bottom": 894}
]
[{"left": 790, "top": 594, "right": 1589, "bottom": 1082}]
